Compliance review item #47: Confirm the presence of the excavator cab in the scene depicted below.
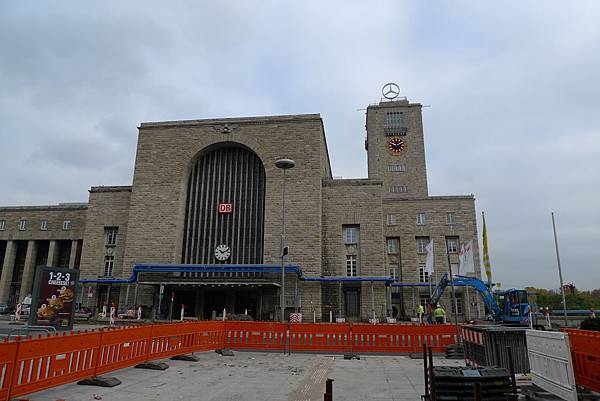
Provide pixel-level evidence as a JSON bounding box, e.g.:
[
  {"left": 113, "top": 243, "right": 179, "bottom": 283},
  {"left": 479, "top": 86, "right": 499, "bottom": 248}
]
[{"left": 499, "top": 289, "right": 530, "bottom": 325}]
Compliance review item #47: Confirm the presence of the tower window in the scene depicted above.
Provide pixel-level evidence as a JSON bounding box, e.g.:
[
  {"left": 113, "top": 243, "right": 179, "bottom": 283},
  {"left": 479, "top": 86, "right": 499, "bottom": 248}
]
[
  {"left": 40, "top": 220, "right": 48, "bottom": 231},
  {"left": 387, "top": 214, "right": 397, "bottom": 226},
  {"left": 446, "top": 237, "right": 459, "bottom": 253},
  {"left": 389, "top": 185, "right": 408, "bottom": 193},
  {"left": 0, "top": 220, "right": 5, "bottom": 230},
  {"left": 344, "top": 226, "right": 359, "bottom": 244},
  {"left": 103, "top": 256, "right": 114, "bottom": 277},
  {"left": 386, "top": 112, "right": 403, "bottom": 128},
  {"left": 387, "top": 164, "right": 407, "bottom": 172},
  {"left": 416, "top": 237, "right": 430, "bottom": 254},
  {"left": 446, "top": 212, "right": 456, "bottom": 225},
  {"left": 105, "top": 227, "right": 118, "bottom": 246},
  {"left": 19, "top": 219, "right": 27, "bottom": 231},
  {"left": 62, "top": 220, "right": 71, "bottom": 230},
  {"left": 416, "top": 212, "right": 426, "bottom": 225},
  {"left": 419, "top": 264, "right": 430, "bottom": 283},
  {"left": 387, "top": 238, "right": 400, "bottom": 254},
  {"left": 346, "top": 255, "right": 358, "bottom": 277}
]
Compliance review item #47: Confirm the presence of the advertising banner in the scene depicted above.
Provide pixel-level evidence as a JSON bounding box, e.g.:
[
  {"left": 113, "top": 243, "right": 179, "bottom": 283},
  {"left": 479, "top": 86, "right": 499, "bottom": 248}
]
[{"left": 28, "top": 266, "right": 80, "bottom": 330}]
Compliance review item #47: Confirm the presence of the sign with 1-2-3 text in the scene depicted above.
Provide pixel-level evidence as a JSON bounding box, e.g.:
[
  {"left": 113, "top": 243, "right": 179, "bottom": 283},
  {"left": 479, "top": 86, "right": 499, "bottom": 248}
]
[
  {"left": 218, "top": 203, "right": 233, "bottom": 214},
  {"left": 28, "top": 266, "right": 79, "bottom": 330}
]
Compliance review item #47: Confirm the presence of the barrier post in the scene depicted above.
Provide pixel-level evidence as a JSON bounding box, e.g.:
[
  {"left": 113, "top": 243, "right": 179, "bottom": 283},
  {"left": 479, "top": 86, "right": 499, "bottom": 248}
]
[
  {"left": 5, "top": 336, "right": 22, "bottom": 401},
  {"left": 92, "top": 328, "right": 104, "bottom": 378}
]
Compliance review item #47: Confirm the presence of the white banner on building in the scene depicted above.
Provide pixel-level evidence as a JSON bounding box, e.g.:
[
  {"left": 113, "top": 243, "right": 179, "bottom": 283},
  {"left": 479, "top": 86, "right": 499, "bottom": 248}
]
[
  {"left": 425, "top": 240, "right": 434, "bottom": 273},
  {"left": 459, "top": 240, "right": 475, "bottom": 275}
]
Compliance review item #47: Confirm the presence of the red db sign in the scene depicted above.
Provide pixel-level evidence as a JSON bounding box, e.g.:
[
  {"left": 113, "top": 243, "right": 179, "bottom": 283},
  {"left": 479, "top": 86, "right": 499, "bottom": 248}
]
[{"left": 218, "top": 203, "right": 233, "bottom": 214}]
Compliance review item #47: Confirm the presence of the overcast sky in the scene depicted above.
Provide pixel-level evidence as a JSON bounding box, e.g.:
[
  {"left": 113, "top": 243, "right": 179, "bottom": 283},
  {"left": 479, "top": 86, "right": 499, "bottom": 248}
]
[{"left": 1, "top": 2, "right": 599, "bottom": 290}]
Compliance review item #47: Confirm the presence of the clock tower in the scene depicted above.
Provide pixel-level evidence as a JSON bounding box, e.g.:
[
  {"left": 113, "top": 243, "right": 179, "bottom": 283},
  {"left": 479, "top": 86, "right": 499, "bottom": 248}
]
[{"left": 365, "top": 94, "right": 429, "bottom": 198}]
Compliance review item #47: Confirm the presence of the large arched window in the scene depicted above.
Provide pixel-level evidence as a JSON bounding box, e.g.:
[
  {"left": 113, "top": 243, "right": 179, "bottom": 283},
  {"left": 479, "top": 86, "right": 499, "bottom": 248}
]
[{"left": 181, "top": 145, "right": 265, "bottom": 264}]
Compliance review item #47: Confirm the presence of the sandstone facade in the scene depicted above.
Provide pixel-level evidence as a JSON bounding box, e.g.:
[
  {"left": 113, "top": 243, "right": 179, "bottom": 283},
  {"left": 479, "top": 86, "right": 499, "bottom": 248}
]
[{"left": 0, "top": 96, "right": 482, "bottom": 322}]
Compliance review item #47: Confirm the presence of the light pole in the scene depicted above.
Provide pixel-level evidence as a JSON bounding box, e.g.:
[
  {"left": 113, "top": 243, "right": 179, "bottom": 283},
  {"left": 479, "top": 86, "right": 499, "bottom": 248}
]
[
  {"left": 551, "top": 212, "right": 568, "bottom": 327},
  {"left": 275, "top": 158, "right": 295, "bottom": 322}
]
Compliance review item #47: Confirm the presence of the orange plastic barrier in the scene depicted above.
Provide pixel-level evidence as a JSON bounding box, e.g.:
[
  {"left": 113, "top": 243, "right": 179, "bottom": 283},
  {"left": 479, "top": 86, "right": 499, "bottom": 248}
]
[
  {"left": 563, "top": 328, "right": 600, "bottom": 393},
  {"left": 0, "top": 321, "right": 459, "bottom": 400},
  {"left": 225, "top": 321, "right": 287, "bottom": 351},
  {"left": 289, "top": 323, "right": 350, "bottom": 353},
  {"left": 7, "top": 331, "right": 102, "bottom": 400},
  {"left": 351, "top": 323, "right": 456, "bottom": 354}
]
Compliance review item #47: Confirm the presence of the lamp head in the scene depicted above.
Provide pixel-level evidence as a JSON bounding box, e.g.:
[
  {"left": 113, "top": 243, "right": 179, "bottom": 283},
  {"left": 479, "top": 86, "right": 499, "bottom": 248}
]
[{"left": 275, "top": 159, "right": 295, "bottom": 169}]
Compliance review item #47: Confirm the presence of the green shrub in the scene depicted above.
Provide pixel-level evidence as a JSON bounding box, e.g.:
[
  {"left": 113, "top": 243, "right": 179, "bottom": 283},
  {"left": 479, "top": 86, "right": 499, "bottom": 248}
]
[{"left": 580, "top": 317, "right": 600, "bottom": 331}]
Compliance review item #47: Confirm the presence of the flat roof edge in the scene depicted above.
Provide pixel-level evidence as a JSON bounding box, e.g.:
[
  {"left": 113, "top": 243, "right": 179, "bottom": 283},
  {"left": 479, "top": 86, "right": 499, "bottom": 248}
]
[{"left": 139, "top": 114, "right": 322, "bottom": 128}]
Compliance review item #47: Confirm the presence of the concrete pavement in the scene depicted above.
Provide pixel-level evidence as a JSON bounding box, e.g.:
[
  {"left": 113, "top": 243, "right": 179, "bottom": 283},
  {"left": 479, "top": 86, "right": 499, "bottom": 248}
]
[{"left": 27, "top": 351, "right": 465, "bottom": 401}]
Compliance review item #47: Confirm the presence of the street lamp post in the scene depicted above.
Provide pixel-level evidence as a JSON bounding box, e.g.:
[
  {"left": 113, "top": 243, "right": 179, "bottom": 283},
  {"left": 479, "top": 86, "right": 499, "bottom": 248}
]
[{"left": 275, "top": 158, "right": 295, "bottom": 322}]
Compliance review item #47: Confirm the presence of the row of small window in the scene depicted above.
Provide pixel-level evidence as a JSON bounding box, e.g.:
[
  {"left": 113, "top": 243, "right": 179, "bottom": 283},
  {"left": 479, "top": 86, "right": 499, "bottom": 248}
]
[
  {"left": 389, "top": 185, "right": 408, "bottom": 194},
  {"left": 387, "top": 165, "right": 407, "bottom": 172},
  {"left": 416, "top": 236, "right": 459, "bottom": 254},
  {"left": 0, "top": 219, "right": 72, "bottom": 231},
  {"left": 386, "top": 236, "right": 459, "bottom": 255},
  {"left": 386, "top": 112, "right": 403, "bottom": 128},
  {"left": 387, "top": 212, "right": 456, "bottom": 226}
]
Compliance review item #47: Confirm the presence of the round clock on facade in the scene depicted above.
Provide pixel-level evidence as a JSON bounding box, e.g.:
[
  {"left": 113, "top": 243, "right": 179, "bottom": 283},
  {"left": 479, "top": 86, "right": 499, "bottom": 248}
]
[
  {"left": 215, "top": 244, "right": 231, "bottom": 261},
  {"left": 388, "top": 138, "right": 406, "bottom": 154}
]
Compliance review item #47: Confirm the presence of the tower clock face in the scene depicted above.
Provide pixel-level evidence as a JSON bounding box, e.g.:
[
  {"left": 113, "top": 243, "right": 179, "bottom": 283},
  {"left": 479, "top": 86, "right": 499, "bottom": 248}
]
[
  {"left": 387, "top": 138, "right": 406, "bottom": 154},
  {"left": 215, "top": 244, "right": 231, "bottom": 261}
]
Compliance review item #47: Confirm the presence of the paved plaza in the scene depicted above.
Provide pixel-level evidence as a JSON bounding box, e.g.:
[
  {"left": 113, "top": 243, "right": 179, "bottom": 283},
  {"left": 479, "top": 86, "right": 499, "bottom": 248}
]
[{"left": 28, "top": 351, "right": 464, "bottom": 401}]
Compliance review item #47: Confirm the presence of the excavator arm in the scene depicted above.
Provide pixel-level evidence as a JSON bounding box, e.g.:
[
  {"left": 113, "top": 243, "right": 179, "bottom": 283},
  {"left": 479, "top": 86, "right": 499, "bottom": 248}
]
[{"left": 430, "top": 273, "right": 502, "bottom": 320}]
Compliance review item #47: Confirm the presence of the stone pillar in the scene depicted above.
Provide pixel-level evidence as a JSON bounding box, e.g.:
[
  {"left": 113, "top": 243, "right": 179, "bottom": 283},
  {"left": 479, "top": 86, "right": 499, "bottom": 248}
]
[
  {"left": 0, "top": 241, "right": 17, "bottom": 305},
  {"left": 68, "top": 240, "right": 78, "bottom": 269},
  {"left": 46, "top": 240, "right": 58, "bottom": 267},
  {"left": 18, "top": 241, "right": 38, "bottom": 302}
]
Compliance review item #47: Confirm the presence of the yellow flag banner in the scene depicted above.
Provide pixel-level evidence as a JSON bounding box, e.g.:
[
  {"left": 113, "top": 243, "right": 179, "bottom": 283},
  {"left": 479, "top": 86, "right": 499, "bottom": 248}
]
[{"left": 482, "top": 211, "right": 492, "bottom": 287}]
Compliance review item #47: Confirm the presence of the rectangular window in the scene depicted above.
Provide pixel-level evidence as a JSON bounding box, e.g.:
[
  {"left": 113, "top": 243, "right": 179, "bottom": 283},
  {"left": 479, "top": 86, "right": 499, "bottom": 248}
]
[
  {"left": 387, "top": 238, "right": 400, "bottom": 254},
  {"left": 344, "top": 226, "right": 358, "bottom": 244},
  {"left": 446, "top": 237, "right": 459, "bottom": 253},
  {"left": 40, "top": 220, "right": 48, "bottom": 231},
  {"left": 416, "top": 212, "right": 426, "bottom": 225},
  {"left": 451, "top": 263, "right": 460, "bottom": 276},
  {"left": 451, "top": 295, "right": 463, "bottom": 314},
  {"left": 386, "top": 112, "right": 403, "bottom": 128},
  {"left": 446, "top": 212, "right": 456, "bottom": 225},
  {"left": 104, "top": 255, "right": 114, "bottom": 277},
  {"left": 389, "top": 185, "right": 408, "bottom": 193},
  {"left": 62, "top": 220, "right": 71, "bottom": 230},
  {"left": 19, "top": 219, "right": 27, "bottom": 231},
  {"left": 389, "top": 265, "right": 398, "bottom": 280},
  {"left": 416, "top": 237, "right": 430, "bottom": 254},
  {"left": 387, "top": 164, "right": 407, "bottom": 172},
  {"left": 419, "top": 264, "right": 430, "bottom": 283},
  {"left": 386, "top": 214, "right": 397, "bottom": 226},
  {"left": 105, "top": 227, "right": 118, "bottom": 246},
  {"left": 0, "top": 220, "right": 5, "bottom": 230},
  {"left": 346, "top": 255, "right": 357, "bottom": 277}
]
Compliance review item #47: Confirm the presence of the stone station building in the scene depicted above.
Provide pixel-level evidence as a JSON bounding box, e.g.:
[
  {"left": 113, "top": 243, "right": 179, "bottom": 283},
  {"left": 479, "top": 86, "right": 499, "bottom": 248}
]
[{"left": 0, "top": 93, "right": 482, "bottom": 322}]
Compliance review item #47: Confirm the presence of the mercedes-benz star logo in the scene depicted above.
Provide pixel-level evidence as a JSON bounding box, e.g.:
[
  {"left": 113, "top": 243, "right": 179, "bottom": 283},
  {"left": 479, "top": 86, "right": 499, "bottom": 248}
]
[{"left": 382, "top": 83, "right": 400, "bottom": 100}]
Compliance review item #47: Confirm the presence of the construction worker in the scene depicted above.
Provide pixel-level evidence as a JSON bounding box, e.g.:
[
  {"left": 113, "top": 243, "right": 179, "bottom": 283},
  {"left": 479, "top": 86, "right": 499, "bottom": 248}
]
[
  {"left": 433, "top": 304, "right": 446, "bottom": 324},
  {"left": 417, "top": 303, "right": 425, "bottom": 324}
]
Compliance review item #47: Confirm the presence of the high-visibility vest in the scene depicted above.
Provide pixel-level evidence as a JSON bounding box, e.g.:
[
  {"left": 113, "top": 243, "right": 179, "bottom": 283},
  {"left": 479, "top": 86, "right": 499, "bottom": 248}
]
[
  {"left": 433, "top": 307, "right": 446, "bottom": 318},
  {"left": 417, "top": 305, "right": 425, "bottom": 314}
]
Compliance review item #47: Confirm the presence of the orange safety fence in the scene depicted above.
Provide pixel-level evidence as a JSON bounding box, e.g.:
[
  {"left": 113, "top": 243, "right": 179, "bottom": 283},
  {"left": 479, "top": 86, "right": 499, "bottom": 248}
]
[
  {"left": 351, "top": 323, "right": 456, "bottom": 354},
  {"left": 0, "top": 321, "right": 458, "bottom": 400},
  {"left": 289, "top": 323, "right": 351, "bottom": 353},
  {"left": 225, "top": 321, "right": 287, "bottom": 351},
  {"left": 563, "top": 328, "right": 600, "bottom": 393}
]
